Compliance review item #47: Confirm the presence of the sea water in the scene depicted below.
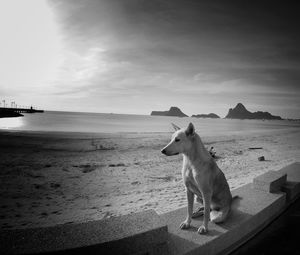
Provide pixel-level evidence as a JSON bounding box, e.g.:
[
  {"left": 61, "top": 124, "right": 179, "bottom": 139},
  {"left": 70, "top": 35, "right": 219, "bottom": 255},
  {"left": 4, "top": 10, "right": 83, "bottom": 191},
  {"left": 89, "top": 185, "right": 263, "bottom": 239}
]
[{"left": 0, "top": 111, "right": 299, "bottom": 136}]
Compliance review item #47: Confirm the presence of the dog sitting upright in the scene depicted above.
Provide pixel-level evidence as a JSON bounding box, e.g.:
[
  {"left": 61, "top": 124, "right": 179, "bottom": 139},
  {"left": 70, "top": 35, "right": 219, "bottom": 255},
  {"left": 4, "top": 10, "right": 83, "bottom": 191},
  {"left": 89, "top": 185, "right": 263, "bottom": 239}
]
[{"left": 161, "top": 122, "right": 233, "bottom": 234}]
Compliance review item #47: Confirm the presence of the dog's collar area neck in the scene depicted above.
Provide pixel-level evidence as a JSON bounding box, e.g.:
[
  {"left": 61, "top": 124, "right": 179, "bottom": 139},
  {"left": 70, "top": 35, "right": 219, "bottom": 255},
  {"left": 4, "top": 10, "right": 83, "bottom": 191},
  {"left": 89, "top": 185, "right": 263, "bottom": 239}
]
[{"left": 183, "top": 148, "right": 210, "bottom": 163}]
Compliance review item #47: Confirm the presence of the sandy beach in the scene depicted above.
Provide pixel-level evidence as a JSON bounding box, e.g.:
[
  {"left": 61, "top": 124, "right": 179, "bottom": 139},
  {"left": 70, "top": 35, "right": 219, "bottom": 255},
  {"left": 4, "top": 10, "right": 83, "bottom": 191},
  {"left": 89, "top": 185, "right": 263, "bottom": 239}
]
[{"left": 1, "top": 127, "right": 300, "bottom": 230}]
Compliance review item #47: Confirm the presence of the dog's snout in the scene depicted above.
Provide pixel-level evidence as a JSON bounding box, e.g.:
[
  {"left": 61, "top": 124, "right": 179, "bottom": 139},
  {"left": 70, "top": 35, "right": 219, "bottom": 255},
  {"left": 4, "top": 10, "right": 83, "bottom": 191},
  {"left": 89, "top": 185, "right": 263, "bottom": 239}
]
[{"left": 161, "top": 149, "right": 167, "bottom": 155}]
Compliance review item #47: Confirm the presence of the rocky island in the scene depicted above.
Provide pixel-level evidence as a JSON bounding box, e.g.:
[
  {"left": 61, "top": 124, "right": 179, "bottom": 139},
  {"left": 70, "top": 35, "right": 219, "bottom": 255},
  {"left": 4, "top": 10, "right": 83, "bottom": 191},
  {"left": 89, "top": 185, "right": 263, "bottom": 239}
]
[
  {"left": 191, "top": 113, "right": 220, "bottom": 119},
  {"left": 151, "top": 106, "right": 188, "bottom": 117},
  {"left": 225, "top": 103, "right": 282, "bottom": 120}
]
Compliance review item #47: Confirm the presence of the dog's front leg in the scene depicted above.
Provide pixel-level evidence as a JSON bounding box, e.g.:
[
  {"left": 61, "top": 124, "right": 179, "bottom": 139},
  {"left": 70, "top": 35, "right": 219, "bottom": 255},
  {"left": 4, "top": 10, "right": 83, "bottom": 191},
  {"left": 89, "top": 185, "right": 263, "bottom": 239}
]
[
  {"left": 198, "top": 191, "right": 212, "bottom": 235},
  {"left": 180, "top": 189, "right": 194, "bottom": 229}
]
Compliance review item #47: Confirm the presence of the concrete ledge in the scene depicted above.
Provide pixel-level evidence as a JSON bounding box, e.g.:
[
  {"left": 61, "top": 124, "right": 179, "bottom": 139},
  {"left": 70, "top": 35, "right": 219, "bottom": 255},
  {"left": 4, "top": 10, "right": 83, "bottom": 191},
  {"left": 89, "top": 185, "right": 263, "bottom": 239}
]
[
  {"left": 253, "top": 171, "right": 287, "bottom": 193},
  {"left": 0, "top": 210, "right": 168, "bottom": 255},
  {"left": 162, "top": 162, "right": 299, "bottom": 254},
  {"left": 162, "top": 184, "right": 286, "bottom": 255}
]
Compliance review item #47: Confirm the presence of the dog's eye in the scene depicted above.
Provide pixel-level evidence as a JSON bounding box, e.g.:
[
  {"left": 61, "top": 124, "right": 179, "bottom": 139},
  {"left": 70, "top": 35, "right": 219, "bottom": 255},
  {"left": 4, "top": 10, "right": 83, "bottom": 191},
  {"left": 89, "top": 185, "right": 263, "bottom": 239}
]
[{"left": 175, "top": 138, "right": 180, "bottom": 142}]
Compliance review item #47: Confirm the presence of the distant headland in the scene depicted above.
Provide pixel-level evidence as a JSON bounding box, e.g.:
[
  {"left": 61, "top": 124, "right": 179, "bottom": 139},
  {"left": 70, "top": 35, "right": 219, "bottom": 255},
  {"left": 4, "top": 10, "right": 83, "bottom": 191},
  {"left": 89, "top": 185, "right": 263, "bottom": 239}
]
[
  {"left": 150, "top": 103, "right": 283, "bottom": 119},
  {"left": 151, "top": 107, "right": 188, "bottom": 117},
  {"left": 225, "top": 103, "right": 282, "bottom": 120},
  {"left": 192, "top": 113, "right": 220, "bottom": 119}
]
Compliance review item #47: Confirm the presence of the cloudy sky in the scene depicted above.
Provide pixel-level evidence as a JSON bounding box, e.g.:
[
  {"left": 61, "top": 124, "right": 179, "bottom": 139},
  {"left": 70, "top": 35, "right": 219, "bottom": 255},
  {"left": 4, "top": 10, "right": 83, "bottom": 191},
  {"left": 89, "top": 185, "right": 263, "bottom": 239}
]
[{"left": 1, "top": 0, "right": 300, "bottom": 118}]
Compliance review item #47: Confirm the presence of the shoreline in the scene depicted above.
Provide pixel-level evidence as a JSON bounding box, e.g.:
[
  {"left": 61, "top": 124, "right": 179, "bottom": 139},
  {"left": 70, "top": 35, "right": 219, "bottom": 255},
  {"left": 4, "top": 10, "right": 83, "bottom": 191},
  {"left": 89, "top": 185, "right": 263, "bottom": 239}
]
[
  {"left": 0, "top": 128, "right": 299, "bottom": 230},
  {"left": 1, "top": 121, "right": 300, "bottom": 137},
  {"left": 1, "top": 111, "right": 300, "bottom": 135}
]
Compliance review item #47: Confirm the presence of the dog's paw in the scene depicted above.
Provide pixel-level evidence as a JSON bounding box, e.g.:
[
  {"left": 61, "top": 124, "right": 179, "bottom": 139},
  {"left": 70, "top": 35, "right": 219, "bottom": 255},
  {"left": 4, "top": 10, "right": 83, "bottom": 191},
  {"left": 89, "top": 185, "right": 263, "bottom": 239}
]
[
  {"left": 197, "top": 225, "right": 208, "bottom": 235},
  {"left": 179, "top": 221, "right": 190, "bottom": 229}
]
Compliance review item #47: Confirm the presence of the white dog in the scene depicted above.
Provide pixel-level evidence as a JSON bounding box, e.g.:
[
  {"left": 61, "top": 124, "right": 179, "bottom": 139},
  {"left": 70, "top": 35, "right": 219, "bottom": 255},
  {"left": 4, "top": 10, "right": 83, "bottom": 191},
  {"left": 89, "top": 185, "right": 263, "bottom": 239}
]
[{"left": 161, "top": 123, "right": 234, "bottom": 234}]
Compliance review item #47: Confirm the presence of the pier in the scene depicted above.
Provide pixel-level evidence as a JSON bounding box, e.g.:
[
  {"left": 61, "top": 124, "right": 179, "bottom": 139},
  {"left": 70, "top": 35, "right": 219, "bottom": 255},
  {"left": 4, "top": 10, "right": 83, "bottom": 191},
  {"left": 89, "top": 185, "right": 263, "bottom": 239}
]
[{"left": 0, "top": 106, "right": 44, "bottom": 114}]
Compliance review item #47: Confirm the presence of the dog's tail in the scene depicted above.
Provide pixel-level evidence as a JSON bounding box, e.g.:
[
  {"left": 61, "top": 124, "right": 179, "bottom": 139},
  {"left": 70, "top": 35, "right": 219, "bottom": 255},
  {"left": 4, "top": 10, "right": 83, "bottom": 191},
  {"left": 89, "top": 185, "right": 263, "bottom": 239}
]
[
  {"left": 210, "top": 196, "right": 241, "bottom": 223},
  {"left": 210, "top": 206, "right": 230, "bottom": 224}
]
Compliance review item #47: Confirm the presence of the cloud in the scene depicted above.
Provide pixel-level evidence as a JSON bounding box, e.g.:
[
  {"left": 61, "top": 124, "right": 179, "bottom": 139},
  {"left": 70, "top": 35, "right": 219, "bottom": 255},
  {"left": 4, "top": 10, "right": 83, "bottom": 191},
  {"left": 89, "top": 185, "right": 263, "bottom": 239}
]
[{"left": 45, "top": 0, "right": 300, "bottom": 117}]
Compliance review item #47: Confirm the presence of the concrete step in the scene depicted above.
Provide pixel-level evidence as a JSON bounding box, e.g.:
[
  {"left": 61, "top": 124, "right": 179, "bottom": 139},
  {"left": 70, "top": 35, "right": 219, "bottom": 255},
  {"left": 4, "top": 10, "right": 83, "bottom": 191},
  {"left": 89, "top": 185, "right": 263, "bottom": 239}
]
[
  {"left": 278, "top": 162, "right": 300, "bottom": 202},
  {"left": 0, "top": 210, "right": 168, "bottom": 255},
  {"left": 253, "top": 171, "right": 287, "bottom": 193}
]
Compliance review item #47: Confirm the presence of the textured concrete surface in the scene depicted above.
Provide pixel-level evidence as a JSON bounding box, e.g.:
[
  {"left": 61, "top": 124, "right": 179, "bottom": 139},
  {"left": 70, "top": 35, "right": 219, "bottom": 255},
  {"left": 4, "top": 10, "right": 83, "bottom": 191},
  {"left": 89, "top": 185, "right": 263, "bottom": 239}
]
[
  {"left": 253, "top": 171, "right": 287, "bottom": 193},
  {"left": 162, "top": 183, "right": 286, "bottom": 255},
  {"left": 0, "top": 210, "right": 168, "bottom": 255}
]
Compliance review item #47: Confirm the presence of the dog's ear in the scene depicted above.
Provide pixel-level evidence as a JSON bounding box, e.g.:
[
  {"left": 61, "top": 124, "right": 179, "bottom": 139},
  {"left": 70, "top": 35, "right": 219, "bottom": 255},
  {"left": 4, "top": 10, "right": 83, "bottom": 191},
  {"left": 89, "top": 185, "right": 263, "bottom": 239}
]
[
  {"left": 171, "top": 123, "right": 181, "bottom": 131},
  {"left": 185, "top": 122, "right": 195, "bottom": 136}
]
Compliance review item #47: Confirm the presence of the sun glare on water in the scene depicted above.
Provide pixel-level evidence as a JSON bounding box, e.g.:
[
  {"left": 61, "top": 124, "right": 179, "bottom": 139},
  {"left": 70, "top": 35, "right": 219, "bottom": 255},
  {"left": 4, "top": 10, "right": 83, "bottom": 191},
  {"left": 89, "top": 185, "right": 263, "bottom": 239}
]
[{"left": 0, "top": 117, "right": 23, "bottom": 129}]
